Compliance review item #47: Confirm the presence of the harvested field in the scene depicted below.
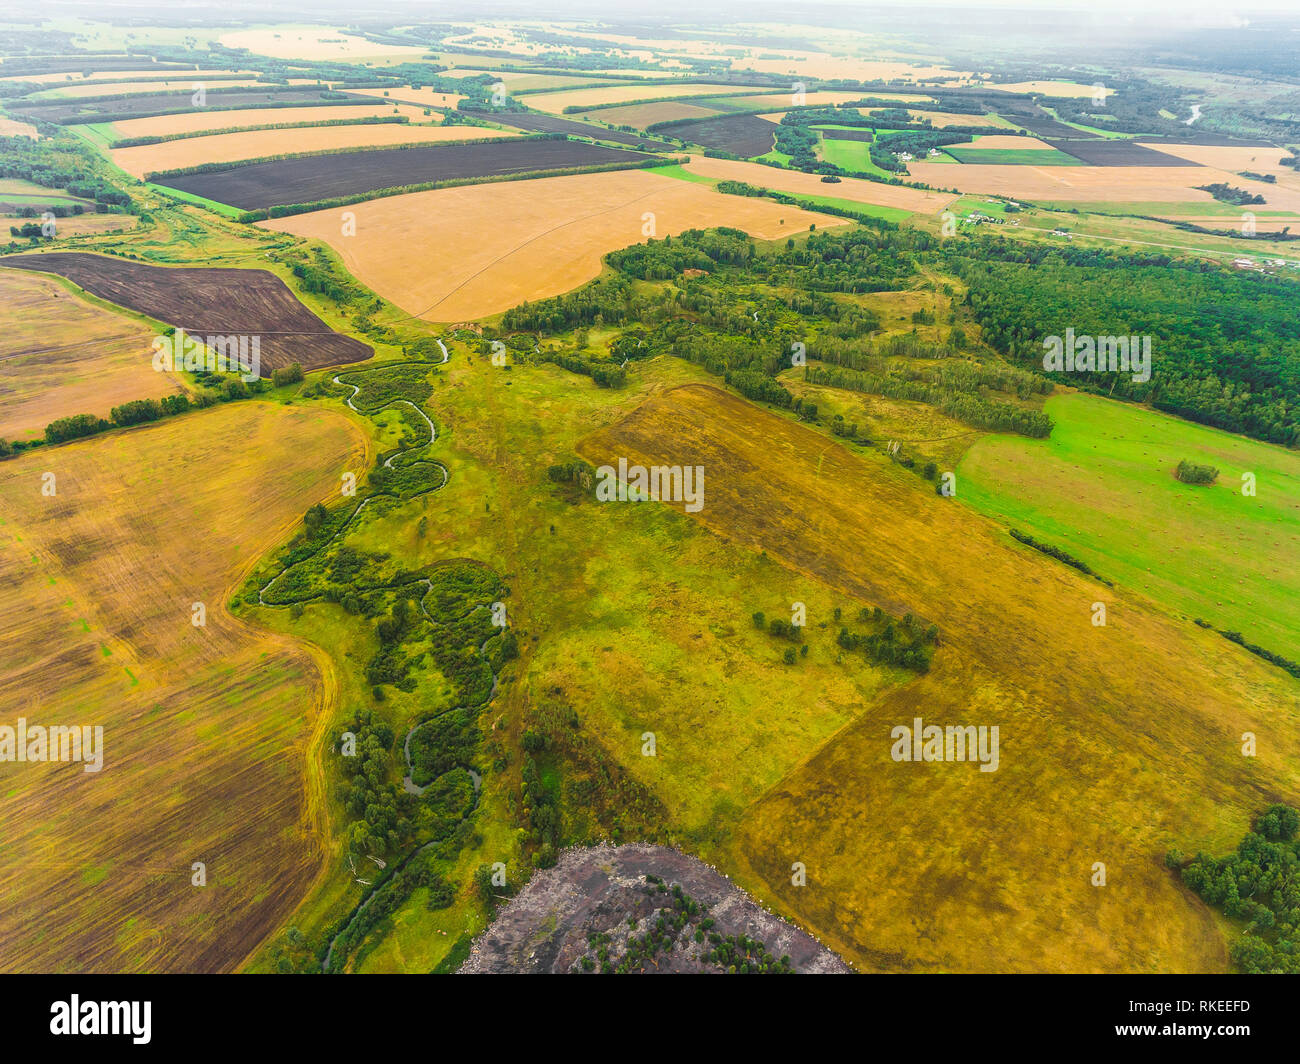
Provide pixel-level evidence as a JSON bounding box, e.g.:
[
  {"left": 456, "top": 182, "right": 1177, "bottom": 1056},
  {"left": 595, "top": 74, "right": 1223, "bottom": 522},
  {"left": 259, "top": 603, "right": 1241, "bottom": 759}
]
[
  {"left": 217, "top": 27, "right": 428, "bottom": 61},
  {"left": 0, "top": 68, "right": 254, "bottom": 86},
  {"left": 0, "top": 401, "right": 367, "bottom": 973},
  {"left": 683, "top": 155, "right": 958, "bottom": 214},
  {"left": 1136, "top": 141, "right": 1296, "bottom": 175},
  {"left": 1050, "top": 139, "right": 1203, "bottom": 166},
  {"left": 706, "top": 91, "right": 894, "bottom": 111},
  {"left": 988, "top": 80, "right": 1110, "bottom": 98},
  {"left": 111, "top": 122, "right": 519, "bottom": 179},
  {"left": 457, "top": 109, "right": 661, "bottom": 147},
  {"left": 593, "top": 100, "right": 723, "bottom": 128},
  {"left": 1006, "top": 115, "right": 1099, "bottom": 140},
  {"left": 905, "top": 159, "right": 1300, "bottom": 210},
  {"left": 910, "top": 109, "right": 1011, "bottom": 128},
  {"left": 0, "top": 252, "right": 372, "bottom": 374},
  {"left": 577, "top": 384, "right": 1300, "bottom": 972},
  {"left": 36, "top": 213, "right": 139, "bottom": 239},
  {"left": 0, "top": 115, "right": 39, "bottom": 137},
  {"left": 0, "top": 270, "right": 181, "bottom": 442},
  {"left": 262, "top": 168, "right": 844, "bottom": 321},
  {"left": 109, "top": 103, "right": 435, "bottom": 140},
  {"left": 10, "top": 88, "right": 384, "bottom": 124},
  {"left": 155, "top": 139, "right": 662, "bottom": 210},
  {"left": 461, "top": 843, "right": 851, "bottom": 974},
  {"left": 960, "top": 135, "right": 1055, "bottom": 151},
  {"left": 0, "top": 58, "right": 194, "bottom": 77},
  {"left": 526, "top": 81, "right": 753, "bottom": 114},
  {"left": 657, "top": 114, "right": 778, "bottom": 157},
  {"left": 29, "top": 78, "right": 270, "bottom": 100},
  {"left": 349, "top": 86, "right": 464, "bottom": 110}
]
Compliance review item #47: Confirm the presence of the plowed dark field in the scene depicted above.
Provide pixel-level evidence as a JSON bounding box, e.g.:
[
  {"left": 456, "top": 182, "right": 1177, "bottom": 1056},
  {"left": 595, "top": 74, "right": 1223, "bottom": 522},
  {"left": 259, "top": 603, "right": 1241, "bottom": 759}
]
[
  {"left": 1049, "top": 139, "right": 1203, "bottom": 166},
  {"left": 154, "top": 138, "right": 662, "bottom": 209},
  {"left": 821, "top": 127, "right": 874, "bottom": 141},
  {"left": 10, "top": 88, "right": 382, "bottom": 124},
  {"left": 0, "top": 252, "right": 371, "bottom": 374},
  {"left": 657, "top": 113, "right": 779, "bottom": 157}
]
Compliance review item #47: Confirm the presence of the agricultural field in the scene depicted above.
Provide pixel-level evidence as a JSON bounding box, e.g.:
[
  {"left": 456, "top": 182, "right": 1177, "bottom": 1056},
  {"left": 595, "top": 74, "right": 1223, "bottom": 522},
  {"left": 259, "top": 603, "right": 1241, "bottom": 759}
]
[
  {"left": 0, "top": 270, "right": 181, "bottom": 442},
  {"left": 525, "top": 82, "right": 764, "bottom": 115},
  {"left": 0, "top": 401, "right": 367, "bottom": 972},
  {"left": 592, "top": 101, "right": 724, "bottom": 129},
  {"left": 455, "top": 109, "right": 668, "bottom": 147},
  {"left": 261, "top": 167, "right": 843, "bottom": 321},
  {"left": 1, "top": 253, "right": 373, "bottom": 373},
  {"left": 9, "top": 87, "right": 385, "bottom": 124},
  {"left": 154, "top": 139, "right": 663, "bottom": 210},
  {"left": 682, "top": 154, "right": 958, "bottom": 214},
  {"left": 958, "top": 393, "right": 1300, "bottom": 660},
  {"left": 655, "top": 114, "right": 779, "bottom": 157},
  {"left": 5, "top": 3, "right": 1300, "bottom": 1011},
  {"left": 104, "top": 103, "right": 435, "bottom": 140},
  {"left": 579, "top": 383, "right": 1300, "bottom": 973},
  {"left": 110, "top": 123, "right": 520, "bottom": 180}
]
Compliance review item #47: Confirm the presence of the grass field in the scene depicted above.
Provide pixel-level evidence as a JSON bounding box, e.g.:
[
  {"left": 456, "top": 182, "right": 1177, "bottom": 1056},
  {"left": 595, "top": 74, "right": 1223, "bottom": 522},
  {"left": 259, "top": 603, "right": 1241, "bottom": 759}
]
[
  {"left": 578, "top": 382, "right": 1300, "bottom": 972},
  {"left": 261, "top": 168, "right": 844, "bottom": 321},
  {"left": 0, "top": 401, "right": 367, "bottom": 972},
  {"left": 958, "top": 392, "right": 1300, "bottom": 660},
  {"left": 817, "top": 135, "right": 895, "bottom": 178},
  {"left": 0, "top": 270, "right": 182, "bottom": 442}
]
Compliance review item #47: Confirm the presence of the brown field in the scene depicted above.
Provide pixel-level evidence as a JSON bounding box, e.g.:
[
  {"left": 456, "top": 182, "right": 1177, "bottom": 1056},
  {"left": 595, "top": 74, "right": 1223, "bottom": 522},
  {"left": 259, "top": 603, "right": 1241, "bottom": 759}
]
[
  {"left": 717, "top": 90, "right": 916, "bottom": 111},
  {"left": 440, "top": 70, "right": 604, "bottom": 91},
  {"left": 217, "top": 27, "right": 428, "bottom": 61},
  {"left": 109, "top": 103, "right": 431, "bottom": 140},
  {"left": 0, "top": 270, "right": 181, "bottom": 442},
  {"left": 683, "top": 155, "right": 958, "bottom": 214},
  {"left": 910, "top": 110, "right": 1014, "bottom": 128},
  {"left": 0, "top": 69, "right": 256, "bottom": 85},
  {"left": 349, "top": 86, "right": 464, "bottom": 110},
  {"left": 111, "top": 122, "right": 518, "bottom": 178},
  {"left": 41, "top": 213, "right": 140, "bottom": 238},
  {"left": 577, "top": 384, "right": 1300, "bottom": 972},
  {"left": 528, "top": 82, "right": 768, "bottom": 114},
  {"left": 1140, "top": 141, "right": 1300, "bottom": 185},
  {"left": 30, "top": 78, "right": 270, "bottom": 100},
  {"left": 0, "top": 401, "right": 368, "bottom": 972},
  {"left": 1, "top": 252, "right": 373, "bottom": 374},
  {"left": 985, "top": 80, "right": 1111, "bottom": 98},
  {"left": 905, "top": 159, "right": 1300, "bottom": 211},
  {"left": 593, "top": 101, "right": 724, "bottom": 128},
  {"left": 0, "top": 115, "right": 39, "bottom": 137},
  {"left": 262, "top": 167, "right": 846, "bottom": 321}
]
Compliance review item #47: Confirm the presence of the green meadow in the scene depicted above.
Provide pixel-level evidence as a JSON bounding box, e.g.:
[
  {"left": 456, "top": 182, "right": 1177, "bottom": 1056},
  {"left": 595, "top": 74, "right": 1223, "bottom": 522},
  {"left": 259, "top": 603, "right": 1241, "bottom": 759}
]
[{"left": 958, "top": 391, "right": 1300, "bottom": 660}]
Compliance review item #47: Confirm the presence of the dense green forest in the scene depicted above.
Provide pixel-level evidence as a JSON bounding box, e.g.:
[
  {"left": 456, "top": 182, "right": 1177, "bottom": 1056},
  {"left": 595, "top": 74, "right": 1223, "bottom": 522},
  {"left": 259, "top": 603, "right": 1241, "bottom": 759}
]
[
  {"left": 504, "top": 222, "right": 1299, "bottom": 449},
  {"left": 948, "top": 237, "right": 1300, "bottom": 445}
]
